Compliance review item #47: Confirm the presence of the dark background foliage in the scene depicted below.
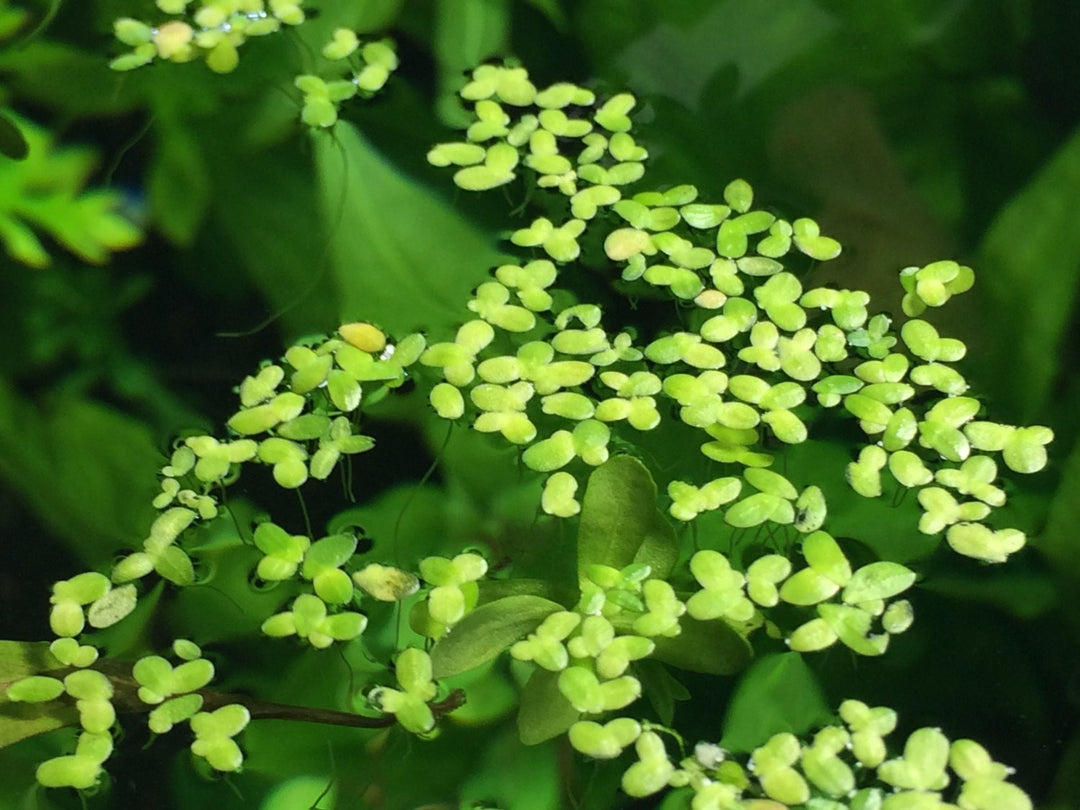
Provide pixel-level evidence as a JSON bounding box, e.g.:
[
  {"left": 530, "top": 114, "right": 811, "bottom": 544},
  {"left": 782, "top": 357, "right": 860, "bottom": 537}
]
[{"left": 1, "top": 1, "right": 1079, "bottom": 808}]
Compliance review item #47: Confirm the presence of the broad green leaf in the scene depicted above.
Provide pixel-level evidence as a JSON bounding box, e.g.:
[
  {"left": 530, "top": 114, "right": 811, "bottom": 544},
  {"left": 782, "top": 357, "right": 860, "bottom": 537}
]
[
  {"left": 977, "top": 125, "right": 1080, "bottom": 419},
  {"left": 0, "top": 641, "right": 76, "bottom": 749},
  {"left": 651, "top": 616, "right": 752, "bottom": 675},
  {"left": 605, "top": 0, "right": 836, "bottom": 109},
  {"left": 0, "top": 383, "right": 161, "bottom": 564},
  {"left": 720, "top": 652, "right": 831, "bottom": 753},
  {"left": 635, "top": 659, "right": 690, "bottom": 726},
  {"left": 316, "top": 123, "right": 510, "bottom": 334},
  {"left": 1038, "top": 433, "right": 1080, "bottom": 580},
  {"left": 148, "top": 101, "right": 210, "bottom": 245},
  {"left": 433, "top": 0, "right": 511, "bottom": 126},
  {"left": 430, "top": 595, "right": 563, "bottom": 678},
  {"left": 578, "top": 455, "right": 670, "bottom": 577},
  {"left": 0, "top": 641, "right": 61, "bottom": 683},
  {"left": 517, "top": 668, "right": 579, "bottom": 745}
]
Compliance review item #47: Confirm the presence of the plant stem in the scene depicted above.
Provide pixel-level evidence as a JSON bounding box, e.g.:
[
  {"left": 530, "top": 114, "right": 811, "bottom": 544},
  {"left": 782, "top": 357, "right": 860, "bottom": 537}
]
[{"left": 52, "top": 659, "right": 465, "bottom": 730}]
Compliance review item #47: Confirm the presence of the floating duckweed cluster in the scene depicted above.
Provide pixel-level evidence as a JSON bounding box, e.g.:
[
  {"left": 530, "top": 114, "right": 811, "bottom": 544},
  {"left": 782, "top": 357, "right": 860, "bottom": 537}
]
[
  {"left": 6, "top": 58, "right": 1045, "bottom": 810},
  {"left": 421, "top": 64, "right": 1051, "bottom": 570},
  {"left": 110, "top": 0, "right": 398, "bottom": 112},
  {"left": 111, "top": 0, "right": 305, "bottom": 73}
]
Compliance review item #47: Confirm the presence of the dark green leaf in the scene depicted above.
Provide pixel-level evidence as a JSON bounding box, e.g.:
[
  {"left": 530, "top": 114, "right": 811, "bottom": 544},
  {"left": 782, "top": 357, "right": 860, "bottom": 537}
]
[
  {"left": 0, "top": 383, "right": 161, "bottom": 565},
  {"left": 517, "top": 667, "right": 579, "bottom": 746},
  {"left": 1038, "top": 434, "right": 1080, "bottom": 581},
  {"left": 476, "top": 578, "right": 569, "bottom": 606},
  {"left": 719, "top": 652, "right": 832, "bottom": 753},
  {"left": 977, "top": 126, "right": 1080, "bottom": 419},
  {"left": 0, "top": 113, "right": 28, "bottom": 160},
  {"left": 635, "top": 658, "right": 690, "bottom": 726},
  {"left": 651, "top": 616, "right": 752, "bottom": 675},
  {"left": 315, "top": 122, "right": 510, "bottom": 335},
  {"left": 430, "top": 595, "right": 562, "bottom": 678},
  {"left": 577, "top": 455, "right": 672, "bottom": 578},
  {"left": 0, "top": 641, "right": 61, "bottom": 683},
  {"left": 148, "top": 115, "right": 210, "bottom": 245}
]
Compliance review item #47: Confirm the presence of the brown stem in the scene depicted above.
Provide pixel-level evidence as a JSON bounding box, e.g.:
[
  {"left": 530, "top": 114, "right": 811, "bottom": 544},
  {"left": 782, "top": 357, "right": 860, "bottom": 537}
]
[{"left": 51, "top": 659, "right": 466, "bottom": 731}]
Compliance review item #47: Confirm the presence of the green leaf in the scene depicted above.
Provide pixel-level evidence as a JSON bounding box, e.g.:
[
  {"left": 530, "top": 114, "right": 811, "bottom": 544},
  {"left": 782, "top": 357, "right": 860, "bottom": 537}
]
[
  {"left": 0, "top": 641, "right": 76, "bottom": 749},
  {"left": 0, "top": 383, "right": 161, "bottom": 564},
  {"left": 976, "top": 125, "right": 1080, "bottom": 419},
  {"left": 651, "top": 616, "right": 752, "bottom": 675},
  {"left": 315, "top": 122, "right": 510, "bottom": 334},
  {"left": 148, "top": 107, "right": 210, "bottom": 245},
  {"left": 636, "top": 659, "right": 690, "bottom": 726},
  {"left": 0, "top": 112, "right": 28, "bottom": 160},
  {"left": 517, "top": 667, "right": 579, "bottom": 745},
  {"left": 578, "top": 455, "right": 671, "bottom": 578},
  {"left": 0, "top": 641, "right": 61, "bottom": 683},
  {"left": 720, "top": 652, "right": 831, "bottom": 753},
  {"left": 430, "top": 595, "right": 563, "bottom": 678}
]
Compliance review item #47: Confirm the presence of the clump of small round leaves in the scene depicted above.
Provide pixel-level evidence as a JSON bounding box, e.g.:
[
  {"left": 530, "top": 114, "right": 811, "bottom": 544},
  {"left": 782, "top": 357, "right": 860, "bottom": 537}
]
[
  {"left": 300, "top": 533, "right": 357, "bottom": 603},
  {"left": 750, "top": 732, "right": 810, "bottom": 805},
  {"left": 511, "top": 611, "right": 581, "bottom": 670},
  {"left": 877, "top": 727, "right": 950, "bottom": 792},
  {"left": 686, "top": 551, "right": 754, "bottom": 623},
  {"left": 622, "top": 730, "right": 676, "bottom": 797},
  {"left": 840, "top": 699, "right": 897, "bottom": 768},
  {"left": 190, "top": 704, "right": 250, "bottom": 772},
  {"left": 322, "top": 28, "right": 358, "bottom": 60},
  {"left": 419, "top": 553, "right": 488, "bottom": 628},
  {"left": 557, "top": 665, "right": 641, "bottom": 714},
  {"left": 35, "top": 731, "right": 113, "bottom": 789},
  {"left": 964, "top": 422, "right": 1053, "bottom": 474},
  {"left": 668, "top": 477, "right": 741, "bottom": 521},
  {"left": 899, "top": 260, "right": 974, "bottom": 316},
  {"left": 946, "top": 523, "right": 1025, "bottom": 563},
  {"left": 261, "top": 594, "right": 367, "bottom": 648},
  {"left": 133, "top": 654, "right": 214, "bottom": 704},
  {"left": 569, "top": 717, "right": 642, "bottom": 759},
  {"left": 50, "top": 572, "right": 111, "bottom": 637},
  {"left": 542, "top": 471, "right": 581, "bottom": 517},
  {"left": 50, "top": 638, "right": 99, "bottom": 668},
  {"left": 64, "top": 669, "right": 115, "bottom": 734},
  {"left": 252, "top": 522, "right": 310, "bottom": 581},
  {"left": 368, "top": 647, "right": 438, "bottom": 734}
]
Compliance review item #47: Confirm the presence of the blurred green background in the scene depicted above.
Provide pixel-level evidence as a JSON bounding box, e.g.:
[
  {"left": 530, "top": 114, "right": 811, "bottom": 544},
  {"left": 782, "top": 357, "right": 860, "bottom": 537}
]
[{"left": 1, "top": 0, "right": 1079, "bottom": 808}]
